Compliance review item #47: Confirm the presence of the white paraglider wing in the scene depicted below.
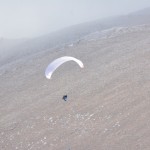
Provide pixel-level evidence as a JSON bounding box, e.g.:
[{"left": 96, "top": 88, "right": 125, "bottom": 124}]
[{"left": 45, "top": 56, "right": 84, "bottom": 79}]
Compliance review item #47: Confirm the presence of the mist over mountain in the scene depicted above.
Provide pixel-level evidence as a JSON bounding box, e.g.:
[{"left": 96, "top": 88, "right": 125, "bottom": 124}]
[{"left": 1, "top": 7, "right": 150, "bottom": 66}]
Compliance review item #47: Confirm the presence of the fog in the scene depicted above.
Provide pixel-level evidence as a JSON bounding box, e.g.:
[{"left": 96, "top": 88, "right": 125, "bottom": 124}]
[{"left": 0, "top": 0, "right": 150, "bottom": 39}]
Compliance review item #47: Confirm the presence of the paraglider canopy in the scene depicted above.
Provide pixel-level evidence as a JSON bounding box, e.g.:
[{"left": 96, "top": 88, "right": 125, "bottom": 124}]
[{"left": 45, "top": 56, "right": 84, "bottom": 79}]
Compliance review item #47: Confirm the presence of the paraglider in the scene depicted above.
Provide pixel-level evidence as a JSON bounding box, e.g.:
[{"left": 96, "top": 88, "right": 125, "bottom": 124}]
[
  {"left": 62, "top": 95, "right": 68, "bottom": 101},
  {"left": 45, "top": 56, "right": 84, "bottom": 79},
  {"left": 45, "top": 56, "right": 84, "bottom": 101}
]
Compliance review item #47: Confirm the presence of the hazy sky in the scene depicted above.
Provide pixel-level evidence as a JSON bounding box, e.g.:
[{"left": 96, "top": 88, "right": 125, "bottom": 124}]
[{"left": 0, "top": 0, "right": 150, "bottom": 38}]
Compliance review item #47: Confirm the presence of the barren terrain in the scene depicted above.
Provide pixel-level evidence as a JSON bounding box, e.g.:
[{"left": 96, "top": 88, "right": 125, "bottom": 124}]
[{"left": 0, "top": 24, "right": 150, "bottom": 150}]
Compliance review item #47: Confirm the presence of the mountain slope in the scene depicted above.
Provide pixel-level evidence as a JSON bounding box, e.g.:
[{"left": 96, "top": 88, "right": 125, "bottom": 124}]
[{"left": 0, "top": 25, "right": 150, "bottom": 150}]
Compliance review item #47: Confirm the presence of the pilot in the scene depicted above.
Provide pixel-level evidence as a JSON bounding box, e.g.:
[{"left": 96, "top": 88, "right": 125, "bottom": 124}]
[{"left": 62, "top": 95, "right": 67, "bottom": 101}]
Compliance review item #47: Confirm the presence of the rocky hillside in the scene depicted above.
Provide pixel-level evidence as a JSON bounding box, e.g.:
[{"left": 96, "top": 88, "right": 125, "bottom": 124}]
[{"left": 0, "top": 25, "right": 150, "bottom": 150}]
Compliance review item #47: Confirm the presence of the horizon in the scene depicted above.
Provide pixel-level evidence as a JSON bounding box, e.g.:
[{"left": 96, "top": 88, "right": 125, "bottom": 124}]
[{"left": 0, "top": 0, "right": 150, "bottom": 39}]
